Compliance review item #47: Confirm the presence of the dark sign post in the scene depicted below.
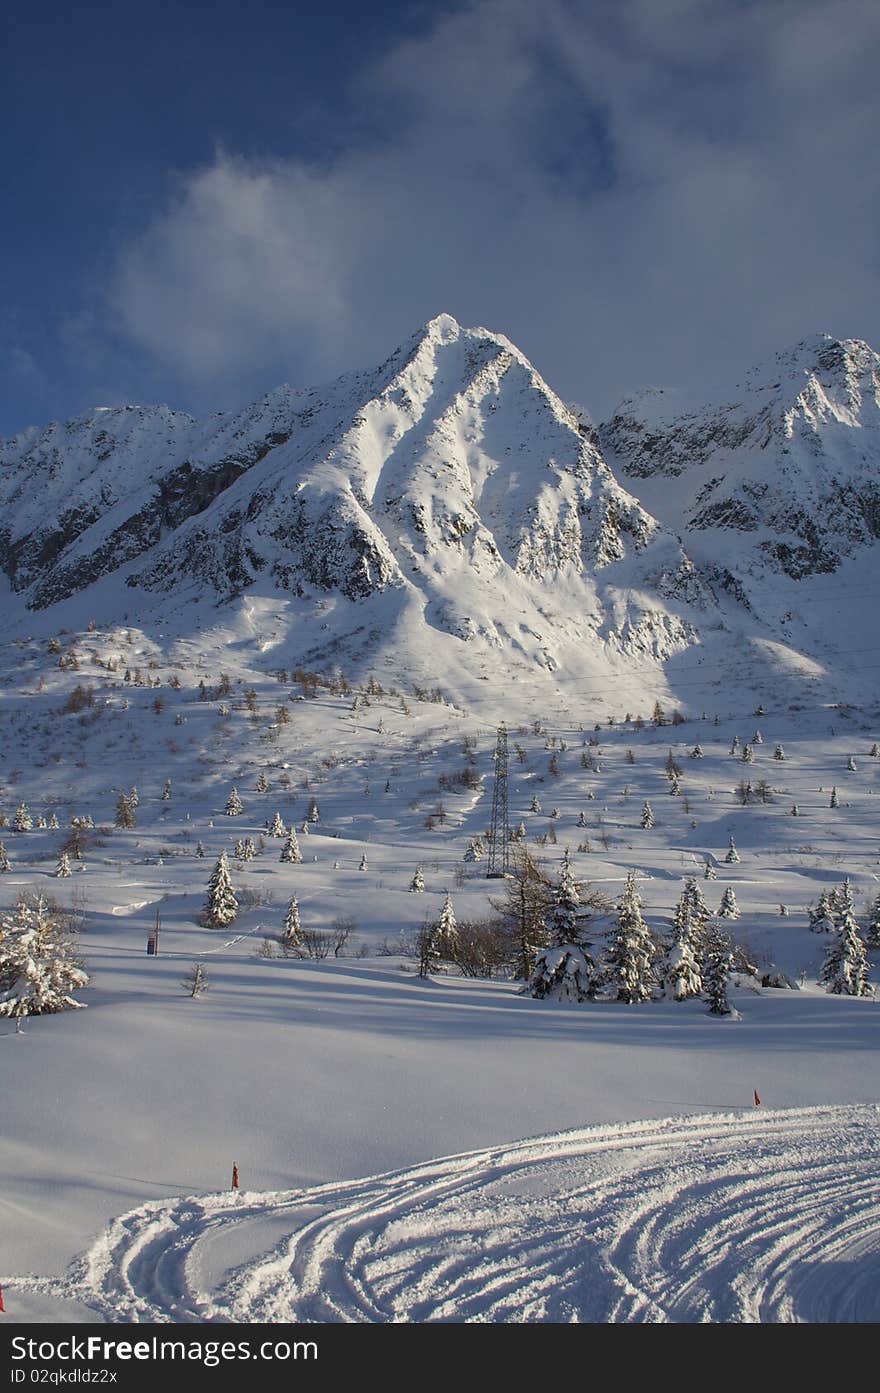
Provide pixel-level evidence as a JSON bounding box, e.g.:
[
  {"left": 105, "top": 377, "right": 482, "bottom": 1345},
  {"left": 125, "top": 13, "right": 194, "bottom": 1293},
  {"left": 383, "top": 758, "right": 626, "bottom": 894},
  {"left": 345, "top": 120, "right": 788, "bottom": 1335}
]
[{"left": 146, "top": 907, "right": 161, "bottom": 955}]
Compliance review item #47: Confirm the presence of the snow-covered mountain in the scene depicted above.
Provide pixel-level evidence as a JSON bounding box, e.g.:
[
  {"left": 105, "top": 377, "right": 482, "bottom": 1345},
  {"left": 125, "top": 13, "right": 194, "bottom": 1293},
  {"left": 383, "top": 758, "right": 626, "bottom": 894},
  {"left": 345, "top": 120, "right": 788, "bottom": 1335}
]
[
  {"left": 3, "top": 319, "right": 880, "bottom": 711},
  {"left": 0, "top": 315, "right": 711, "bottom": 701},
  {"left": 602, "top": 334, "right": 880, "bottom": 584}
]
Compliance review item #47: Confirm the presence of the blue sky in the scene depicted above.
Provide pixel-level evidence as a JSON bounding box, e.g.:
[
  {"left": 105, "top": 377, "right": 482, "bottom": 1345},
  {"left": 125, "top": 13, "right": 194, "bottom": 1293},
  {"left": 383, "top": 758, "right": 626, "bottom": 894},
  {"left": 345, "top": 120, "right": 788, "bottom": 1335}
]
[{"left": 3, "top": 0, "right": 879, "bottom": 436}]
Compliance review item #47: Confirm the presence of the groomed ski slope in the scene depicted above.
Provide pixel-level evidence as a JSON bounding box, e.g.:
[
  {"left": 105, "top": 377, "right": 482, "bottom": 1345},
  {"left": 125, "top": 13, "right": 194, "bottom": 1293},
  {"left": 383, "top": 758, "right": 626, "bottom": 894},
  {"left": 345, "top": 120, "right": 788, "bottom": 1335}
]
[{"left": 12, "top": 1105, "right": 880, "bottom": 1323}]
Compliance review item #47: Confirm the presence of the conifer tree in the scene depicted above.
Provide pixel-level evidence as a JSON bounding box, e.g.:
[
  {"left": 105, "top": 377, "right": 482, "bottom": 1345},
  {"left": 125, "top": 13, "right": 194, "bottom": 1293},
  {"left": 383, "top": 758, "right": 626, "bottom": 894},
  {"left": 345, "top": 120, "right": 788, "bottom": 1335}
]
[
  {"left": 773, "top": 743, "right": 785, "bottom": 761},
  {"left": 410, "top": 865, "right": 426, "bottom": 893},
  {"left": 820, "top": 898, "right": 870, "bottom": 997},
  {"left": 725, "top": 835, "right": 740, "bottom": 864},
  {"left": 48, "top": 813, "right": 59, "bottom": 829},
  {"left": 718, "top": 886, "right": 740, "bottom": 919},
  {"left": 577, "top": 810, "right": 587, "bottom": 827},
  {"left": 490, "top": 846, "right": 549, "bottom": 980},
  {"left": 55, "top": 850, "right": 72, "bottom": 878},
  {"left": 830, "top": 786, "right": 840, "bottom": 808},
  {"left": 436, "top": 892, "right": 458, "bottom": 956},
  {"left": 281, "top": 895, "right": 303, "bottom": 951},
  {"left": 690, "top": 744, "right": 704, "bottom": 758},
  {"left": 115, "top": 793, "right": 135, "bottom": 829},
  {"left": 225, "top": 787, "right": 243, "bottom": 816},
  {"left": 548, "top": 848, "right": 583, "bottom": 946},
  {"left": 704, "top": 858, "right": 717, "bottom": 880},
  {"left": 704, "top": 950, "right": 735, "bottom": 1017},
  {"left": 307, "top": 797, "right": 320, "bottom": 822},
  {"left": 791, "top": 804, "right": 799, "bottom": 816},
  {"left": 359, "top": 853, "right": 368, "bottom": 871},
  {"left": 255, "top": 771, "right": 270, "bottom": 793},
  {"left": 730, "top": 736, "right": 740, "bottom": 755},
  {"left": 162, "top": 780, "right": 172, "bottom": 801},
  {"left": 659, "top": 901, "right": 703, "bottom": 1001},
  {"left": 128, "top": 786, "right": 139, "bottom": 809},
  {"left": 864, "top": 891, "right": 880, "bottom": 950},
  {"left": 640, "top": 801, "right": 654, "bottom": 830},
  {"left": 847, "top": 756, "right": 857, "bottom": 772},
  {"left": 530, "top": 795, "right": 542, "bottom": 813},
  {"left": 0, "top": 895, "right": 89, "bottom": 1018},
  {"left": 752, "top": 729, "right": 763, "bottom": 745},
  {"left": 416, "top": 919, "right": 441, "bottom": 978},
  {"left": 870, "top": 743, "right": 879, "bottom": 758},
  {"left": 741, "top": 743, "right": 754, "bottom": 764},
  {"left": 205, "top": 851, "right": 238, "bottom": 928},
  {"left": 13, "top": 802, "right": 33, "bottom": 832},
  {"left": 267, "top": 811, "right": 286, "bottom": 837},
  {"left": 182, "top": 962, "right": 209, "bottom": 997},
  {"left": 604, "top": 871, "right": 657, "bottom": 1003},
  {"left": 529, "top": 943, "right": 599, "bottom": 1002},
  {"left": 280, "top": 827, "right": 302, "bottom": 864},
  {"left": 196, "top": 841, "right": 205, "bottom": 858}
]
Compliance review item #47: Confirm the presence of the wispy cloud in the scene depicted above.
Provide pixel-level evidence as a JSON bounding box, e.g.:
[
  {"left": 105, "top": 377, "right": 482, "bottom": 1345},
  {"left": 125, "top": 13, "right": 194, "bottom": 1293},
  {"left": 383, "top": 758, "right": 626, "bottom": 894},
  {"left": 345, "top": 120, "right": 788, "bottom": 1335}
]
[{"left": 108, "top": 0, "right": 880, "bottom": 415}]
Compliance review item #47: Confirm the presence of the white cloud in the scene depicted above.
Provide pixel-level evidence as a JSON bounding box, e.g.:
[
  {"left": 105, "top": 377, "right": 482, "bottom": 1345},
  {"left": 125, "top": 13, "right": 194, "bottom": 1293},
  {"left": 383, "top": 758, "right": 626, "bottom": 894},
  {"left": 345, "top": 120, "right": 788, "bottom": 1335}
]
[{"left": 109, "top": 0, "right": 880, "bottom": 416}]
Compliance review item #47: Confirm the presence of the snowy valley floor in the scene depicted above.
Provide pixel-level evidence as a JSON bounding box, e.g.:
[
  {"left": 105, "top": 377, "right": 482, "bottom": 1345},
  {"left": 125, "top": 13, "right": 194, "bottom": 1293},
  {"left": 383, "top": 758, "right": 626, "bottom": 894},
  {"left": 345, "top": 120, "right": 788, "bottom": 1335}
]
[{"left": 1, "top": 621, "right": 880, "bottom": 1322}]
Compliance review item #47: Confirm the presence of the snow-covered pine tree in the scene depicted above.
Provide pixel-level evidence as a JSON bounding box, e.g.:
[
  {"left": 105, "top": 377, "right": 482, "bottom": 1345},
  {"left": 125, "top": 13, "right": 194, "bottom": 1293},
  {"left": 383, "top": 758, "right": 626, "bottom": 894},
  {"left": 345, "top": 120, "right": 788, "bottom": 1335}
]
[
  {"left": 741, "top": 743, "right": 754, "bottom": 764},
  {"left": 640, "top": 801, "right": 654, "bottom": 829},
  {"left": 195, "top": 841, "right": 205, "bottom": 858},
  {"left": 791, "top": 804, "right": 799, "bottom": 816},
  {"left": 162, "top": 780, "right": 172, "bottom": 801},
  {"left": 830, "top": 786, "right": 840, "bottom": 808},
  {"left": 307, "top": 797, "right": 320, "bottom": 822},
  {"left": 548, "top": 848, "right": 584, "bottom": 947},
  {"left": 225, "top": 787, "right": 243, "bottom": 816},
  {"left": 436, "top": 892, "right": 458, "bottom": 956},
  {"left": 725, "top": 835, "right": 740, "bottom": 864},
  {"left": 48, "top": 813, "right": 59, "bottom": 829},
  {"left": 718, "top": 886, "right": 740, "bottom": 919},
  {"left": 530, "top": 795, "right": 542, "bottom": 813},
  {"left": 864, "top": 891, "right": 880, "bottom": 950},
  {"left": 528, "top": 943, "right": 599, "bottom": 1002},
  {"left": 281, "top": 895, "right": 303, "bottom": 952},
  {"left": 416, "top": 919, "right": 441, "bottom": 978},
  {"left": 280, "top": 827, "right": 302, "bottom": 863},
  {"left": 730, "top": 736, "right": 740, "bottom": 755},
  {"left": 577, "top": 810, "right": 587, "bottom": 827},
  {"left": 128, "top": 786, "right": 139, "bottom": 809},
  {"left": 604, "top": 871, "right": 657, "bottom": 1004},
  {"left": 847, "top": 756, "right": 857, "bottom": 772},
  {"left": 669, "top": 774, "right": 681, "bottom": 795},
  {"left": 463, "top": 840, "right": 481, "bottom": 863},
  {"left": 703, "top": 858, "right": 717, "bottom": 880},
  {"left": 659, "top": 899, "right": 703, "bottom": 1001},
  {"left": 773, "top": 743, "right": 785, "bottom": 761},
  {"left": 690, "top": 745, "right": 704, "bottom": 758},
  {"left": 55, "top": 851, "right": 72, "bottom": 878},
  {"left": 410, "top": 865, "right": 425, "bottom": 893},
  {"left": 115, "top": 793, "right": 135, "bottom": 829},
  {"left": 204, "top": 851, "right": 238, "bottom": 928},
  {"left": 514, "top": 820, "right": 527, "bottom": 840},
  {"left": 13, "top": 802, "right": 33, "bottom": 832},
  {"left": 0, "top": 841, "right": 11, "bottom": 872},
  {"left": 704, "top": 950, "right": 735, "bottom": 1017},
  {"left": 820, "top": 901, "right": 870, "bottom": 997},
  {"left": 359, "top": 854, "right": 368, "bottom": 871},
  {"left": 808, "top": 889, "right": 837, "bottom": 934},
  {"left": 752, "top": 729, "right": 764, "bottom": 744},
  {"left": 870, "top": 743, "right": 879, "bottom": 758},
  {"left": 255, "top": 771, "right": 269, "bottom": 792},
  {"left": 267, "top": 811, "right": 286, "bottom": 837},
  {"left": 0, "top": 895, "right": 89, "bottom": 1019}
]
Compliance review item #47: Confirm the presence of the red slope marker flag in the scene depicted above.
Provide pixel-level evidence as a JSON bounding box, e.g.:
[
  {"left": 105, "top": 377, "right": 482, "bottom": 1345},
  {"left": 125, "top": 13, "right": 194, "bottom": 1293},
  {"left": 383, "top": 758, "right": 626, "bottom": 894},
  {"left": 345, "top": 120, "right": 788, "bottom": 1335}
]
[
  {"left": 754, "top": 1090, "right": 761, "bottom": 1107},
  {"left": 0, "top": 1283, "right": 5, "bottom": 1312}
]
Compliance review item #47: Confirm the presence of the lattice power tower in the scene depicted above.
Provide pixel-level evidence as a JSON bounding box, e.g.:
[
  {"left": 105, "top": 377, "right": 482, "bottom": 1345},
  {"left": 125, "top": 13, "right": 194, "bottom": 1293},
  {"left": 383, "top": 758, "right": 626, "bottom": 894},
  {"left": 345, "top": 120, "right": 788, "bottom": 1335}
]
[{"left": 486, "top": 724, "right": 510, "bottom": 878}]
